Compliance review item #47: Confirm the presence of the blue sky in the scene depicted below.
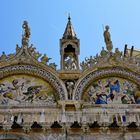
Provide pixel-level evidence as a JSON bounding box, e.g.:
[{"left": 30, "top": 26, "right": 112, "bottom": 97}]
[{"left": 0, "top": 0, "right": 140, "bottom": 68}]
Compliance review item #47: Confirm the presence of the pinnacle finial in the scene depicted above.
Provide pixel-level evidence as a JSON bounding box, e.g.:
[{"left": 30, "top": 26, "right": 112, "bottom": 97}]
[
  {"left": 68, "top": 13, "right": 71, "bottom": 21},
  {"left": 62, "top": 14, "right": 77, "bottom": 39}
]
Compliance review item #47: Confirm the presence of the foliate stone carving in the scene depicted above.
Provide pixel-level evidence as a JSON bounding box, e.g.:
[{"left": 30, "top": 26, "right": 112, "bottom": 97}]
[
  {"left": 49, "top": 63, "right": 57, "bottom": 70},
  {"left": 80, "top": 46, "right": 139, "bottom": 72},
  {"left": 33, "top": 51, "right": 42, "bottom": 60},
  {"left": 41, "top": 54, "right": 51, "bottom": 64},
  {"left": 28, "top": 45, "right": 42, "bottom": 60},
  {"left": 0, "top": 51, "right": 15, "bottom": 62},
  {"left": 28, "top": 44, "right": 36, "bottom": 54},
  {"left": 0, "top": 21, "right": 56, "bottom": 71},
  {"left": 27, "top": 44, "right": 57, "bottom": 70},
  {"left": 74, "top": 68, "right": 140, "bottom": 100},
  {"left": 0, "top": 65, "right": 66, "bottom": 100}
]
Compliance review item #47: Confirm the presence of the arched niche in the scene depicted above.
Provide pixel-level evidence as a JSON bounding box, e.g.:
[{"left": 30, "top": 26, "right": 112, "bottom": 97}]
[
  {"left": 73, "top": 67, "right": 140, "bottom": 104},
  {"left": 60, "top": 41, "right": 80, "bottom": 70},
  {"left": 0, "top": 64, "right": 67, "bottom": 105}
]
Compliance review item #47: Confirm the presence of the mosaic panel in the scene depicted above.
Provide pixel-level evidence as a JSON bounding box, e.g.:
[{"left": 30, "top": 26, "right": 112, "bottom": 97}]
[
  {"left": 0, "top": 75, "right": 57, "bottom": 105},
  {"left": 83, "top": 77, "right": 140, "bottom": 104}
]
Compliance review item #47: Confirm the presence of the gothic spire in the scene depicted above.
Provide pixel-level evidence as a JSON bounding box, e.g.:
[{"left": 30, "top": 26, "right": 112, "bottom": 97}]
[{"left": 63, "top": 15, "right": 77, "bottom": 39}]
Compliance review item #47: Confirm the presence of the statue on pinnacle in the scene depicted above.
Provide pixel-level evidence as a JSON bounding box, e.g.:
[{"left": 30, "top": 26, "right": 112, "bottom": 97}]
[
  {"left": 22, "top": 21, "right": 30, "bottom": 46},
  {"left": 103, "top": 25, "right": 113, "bottom": 52}
]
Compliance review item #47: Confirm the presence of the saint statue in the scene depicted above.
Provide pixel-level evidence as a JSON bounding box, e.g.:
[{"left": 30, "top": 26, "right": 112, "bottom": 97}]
[
  {"left": 0, "top": 52, "right": 6, "bottom": 61},
  {"left": 103, "top": 25, "right": 113, "bottom": 52},
  {"left": 22, "top": 21, "right": 30, "bottom": 46},
  {"left": 64, "top": 55, "right": 77, "bottom": 70},
  {"left": 66, "top": 81, "right": 74, "bottom": 100},
  {"left": 22, "top": 21, "right": 30, "bottom": 39}
]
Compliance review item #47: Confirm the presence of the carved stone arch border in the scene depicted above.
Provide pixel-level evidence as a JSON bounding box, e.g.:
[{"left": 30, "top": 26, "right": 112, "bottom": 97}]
[
  {"left": 0, "top": 64, "right": 68, "bottom": 100},
  {"left": 73, "top": 67, "right": 140, "bottom": 100}
]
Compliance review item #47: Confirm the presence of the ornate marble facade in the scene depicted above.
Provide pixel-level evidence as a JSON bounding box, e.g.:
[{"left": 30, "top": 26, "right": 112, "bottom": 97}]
[{"left": 0, "top": 18, "right": 140, "bottom": 140}]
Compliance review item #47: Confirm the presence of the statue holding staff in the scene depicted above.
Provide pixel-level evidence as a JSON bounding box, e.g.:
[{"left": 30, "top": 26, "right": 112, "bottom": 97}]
[{"left": 103, "top": 25, "right": 113, "bottom": 52}]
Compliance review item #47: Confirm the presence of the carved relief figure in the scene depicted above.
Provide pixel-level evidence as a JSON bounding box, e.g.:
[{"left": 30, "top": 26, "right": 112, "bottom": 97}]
[
  {"left": 66, "top": 81, "right": 74, "bottom": 100},
  {"left": 64, "top": 55, "right": 77, "bottom": 70}
]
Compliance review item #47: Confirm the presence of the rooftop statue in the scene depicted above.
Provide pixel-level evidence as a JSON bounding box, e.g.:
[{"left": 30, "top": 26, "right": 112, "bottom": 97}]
[
  {"left": 114, "top": 48, "right": 122, "bottom": 59},
  {"left": 103, "top": 25, "right": 113, "bottom": 52},
  {"left": 22, "top": 21, "right": 30, "bottom": 46},
  {"left": 16, "top": 44, "right": 21, "bottom": 53},
  {"left": 100, "top": 47, "right": 108, "bottom": 57},
  {"left": 0, "top": 52, "right": 7, "bottom": 61},
  {"left": 22, "top": 21, "right": 30, "bottom": 39}
]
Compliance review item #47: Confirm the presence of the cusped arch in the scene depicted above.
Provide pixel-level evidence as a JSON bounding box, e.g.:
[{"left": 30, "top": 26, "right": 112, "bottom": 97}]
[
  {"left": 61, "top": 41, "right": 79, "bottom": 54},
  {"left": 73, "top": 67, "right": 140, "bottom": 100},
  {"left": 0, "top": 64, "right": 67, "bottom": 100}
]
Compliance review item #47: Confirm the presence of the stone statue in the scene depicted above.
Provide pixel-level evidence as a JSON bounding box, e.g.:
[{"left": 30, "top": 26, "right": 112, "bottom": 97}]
[
  {"left": 114, "top": 48, "right": 122, "bottom": 59},
  {"left": 94, "top": 53, "right": 100, "bottom": 63},
  {"left": 22, "top": 21, "right": 30, "bottom": 46},
  {"left": 0, "top": 52, "right": 7, "bottom": 61},
  {"left": 71, "top": 57, "right": 77, "bottom": 70},
  {"left": 80, "top": 61, "right": 87, "bottom": 71},
  {"left": 66, "top": 81, "right": 74, "bottom": 100},
  {"left": 103, "top": 25, "right": 113, "bottom": 52},
  {"left": 22, "top": 21, "right": 30, "bottom": 39},
  {"left": 16, "top": 44, "right": 20, "bottom": 53},
  {"left": 41, "top": 54, "right": 51, "bottom": 64},
  {"left": 64, "top": 55, "right": 77, "bottom": 70},
  {"left": 100, "top": 47, "right": 108, "bottom": 57}
]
